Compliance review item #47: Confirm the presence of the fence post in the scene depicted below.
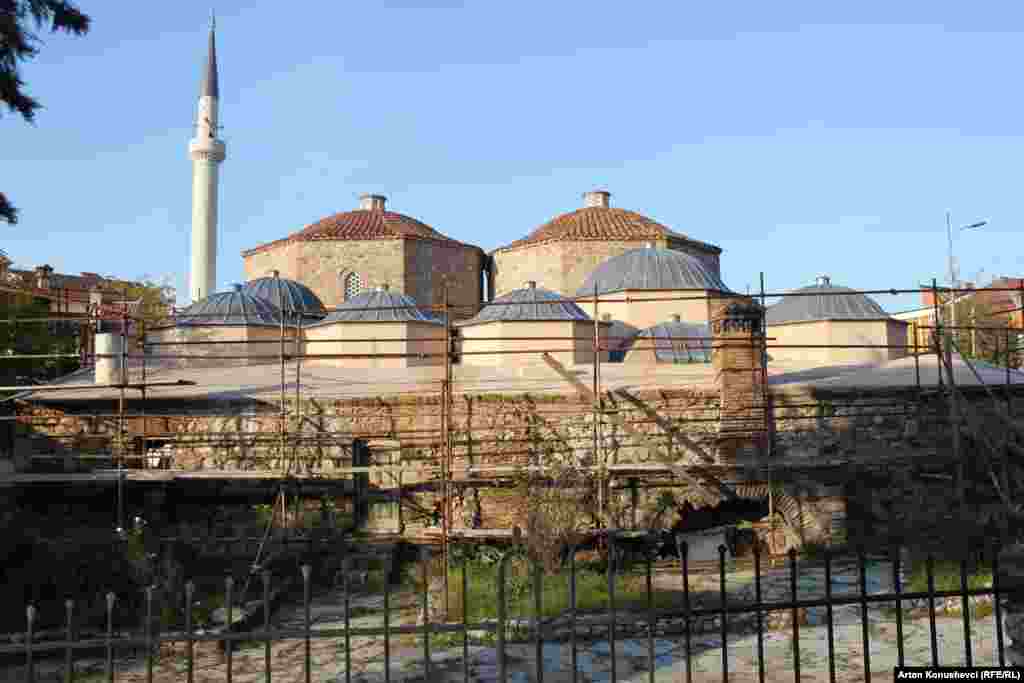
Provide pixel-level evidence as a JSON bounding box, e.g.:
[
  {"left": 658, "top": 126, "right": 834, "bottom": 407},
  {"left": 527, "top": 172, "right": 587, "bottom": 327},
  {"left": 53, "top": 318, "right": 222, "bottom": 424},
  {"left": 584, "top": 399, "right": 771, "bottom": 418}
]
[
  {"left": 998, "top": 544, "right": 1024, "bottom": 665},
  {"left": 25, "top": 605, "right": 35, "bottom": 683},
  {"left": 497, "top": 550, "right": 509, "bottom": 683}
]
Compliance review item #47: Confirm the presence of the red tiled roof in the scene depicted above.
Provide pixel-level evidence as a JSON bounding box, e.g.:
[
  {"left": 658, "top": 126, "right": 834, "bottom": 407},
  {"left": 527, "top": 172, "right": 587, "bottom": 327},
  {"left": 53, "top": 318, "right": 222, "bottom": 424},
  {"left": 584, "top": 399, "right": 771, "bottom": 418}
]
[
  {"left": 241, "top": 210, "right": 481, "bottom": 257},
  {"left": 492, "top": 207, "right": 721, "bottom": 255}
]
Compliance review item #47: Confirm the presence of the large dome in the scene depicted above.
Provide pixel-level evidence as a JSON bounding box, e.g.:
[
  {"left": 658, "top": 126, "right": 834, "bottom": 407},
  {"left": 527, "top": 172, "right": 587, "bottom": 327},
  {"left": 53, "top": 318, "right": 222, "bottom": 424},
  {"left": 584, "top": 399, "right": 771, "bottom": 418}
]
[
  {"left": 577, "top": 246, "right": 731, "bottom": 296},
  {"left": 765, "top": 276, "right": 889, "bottom": 325},
  {"left": 460, "top": 282, "right": 591, "bottom": 325},
  {"left": 243, "top": 276, "right": 326, "bottom": 323},
  {"left": 242, "top": 195, "right": 476, "bottom": 257},
  {"left": 306, "top": 286, "right": 440, "bottom": 326},
  {"left": 174, "top": 286, "right": 283, "bottom": 327},
  {"left": 494, "top": 191, "right": 721, "bottom": 255}
]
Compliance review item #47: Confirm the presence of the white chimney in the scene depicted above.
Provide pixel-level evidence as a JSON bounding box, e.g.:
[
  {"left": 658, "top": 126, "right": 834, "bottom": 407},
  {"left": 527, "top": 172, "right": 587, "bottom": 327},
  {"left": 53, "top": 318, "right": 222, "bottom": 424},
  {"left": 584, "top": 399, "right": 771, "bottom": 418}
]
[
  {"left": 95, "top": 333, "right": 125, "bottom": 386},
  {"left": 582, "top": 190, "right": 611, "bottom": 209},
  {"left": 379, "top": 283, "right": 391, "bottom": 292},
  {"left": 359, "top": 194, "right": 387, "bottom": 211},
  {"left": 815, "top": 275, "right": 831, "bottom": 287},
  {"left": 34, "top": 264, "right": 53, "bottom": 290},
  {"left": 89, "top": 286, "right": 103, "bottom": 315}
]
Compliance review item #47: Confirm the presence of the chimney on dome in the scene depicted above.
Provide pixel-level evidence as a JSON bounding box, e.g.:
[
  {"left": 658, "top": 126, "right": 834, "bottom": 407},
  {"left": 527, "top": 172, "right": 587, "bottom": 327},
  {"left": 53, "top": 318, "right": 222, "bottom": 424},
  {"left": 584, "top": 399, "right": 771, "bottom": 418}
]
[
  {"left": 34, "top": 264, "right": 53, "bottom": 290},
  {"left": 525, "top": 281, "right": 537, "bottom": 289},
  {"left": 583, "top": 190, "right": 611, "bottom": 209},
  {"left": 359, "top": 194, "right": 387, "bottom": 211},
  {"left": 379, "top": 283, "right": 390, "bottom": 292},
  {"left": 671, "top": 314, "right": 682, "bottom": 323},
  {"left": 815, "top": 275, "right": 831, "bottom": 287}
]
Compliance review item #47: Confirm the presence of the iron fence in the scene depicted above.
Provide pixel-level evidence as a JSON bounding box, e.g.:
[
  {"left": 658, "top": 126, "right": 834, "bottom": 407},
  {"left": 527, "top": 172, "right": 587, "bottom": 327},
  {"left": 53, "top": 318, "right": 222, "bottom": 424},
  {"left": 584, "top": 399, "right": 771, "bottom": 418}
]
[{"left": 0, "top": 536, "right": 1012, "bottom": 683}]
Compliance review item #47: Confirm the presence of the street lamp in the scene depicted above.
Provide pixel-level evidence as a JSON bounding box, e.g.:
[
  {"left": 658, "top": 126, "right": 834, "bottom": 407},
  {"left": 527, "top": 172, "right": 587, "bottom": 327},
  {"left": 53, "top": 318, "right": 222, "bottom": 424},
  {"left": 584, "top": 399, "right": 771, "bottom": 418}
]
[{"left": 945, "top": 211, "right": 988, "bottom": 349}]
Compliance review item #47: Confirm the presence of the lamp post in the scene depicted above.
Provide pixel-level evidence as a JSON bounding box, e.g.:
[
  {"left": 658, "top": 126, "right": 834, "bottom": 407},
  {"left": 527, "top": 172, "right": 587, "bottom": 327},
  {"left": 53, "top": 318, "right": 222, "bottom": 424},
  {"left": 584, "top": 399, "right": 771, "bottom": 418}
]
[{"left": 945, "top": 211, "right": 988, "bottom": 350}]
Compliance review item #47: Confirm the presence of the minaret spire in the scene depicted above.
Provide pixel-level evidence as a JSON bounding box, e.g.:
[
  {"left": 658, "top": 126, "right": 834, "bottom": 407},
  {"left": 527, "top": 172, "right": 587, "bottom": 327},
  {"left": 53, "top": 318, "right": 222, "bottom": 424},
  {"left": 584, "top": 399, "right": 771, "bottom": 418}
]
[
  {"left": 188, "top": 15, "right": 226, "bottom": 303},
  {"left": 200, "top": 11, "right": 219, "bottom": 99}
]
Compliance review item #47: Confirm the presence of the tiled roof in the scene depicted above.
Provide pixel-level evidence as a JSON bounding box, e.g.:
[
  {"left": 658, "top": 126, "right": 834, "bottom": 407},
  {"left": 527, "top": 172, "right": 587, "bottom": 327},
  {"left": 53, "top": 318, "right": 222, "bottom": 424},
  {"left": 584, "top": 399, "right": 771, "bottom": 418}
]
[
  {"left": 493, "top": 207, "right": 722, "bottom": 255},
  {"left": 241, "top": 210, "right": 481, "bottom": 256},
  {"left": 1, "top": 269, "right": 146, "bottom": 304}
]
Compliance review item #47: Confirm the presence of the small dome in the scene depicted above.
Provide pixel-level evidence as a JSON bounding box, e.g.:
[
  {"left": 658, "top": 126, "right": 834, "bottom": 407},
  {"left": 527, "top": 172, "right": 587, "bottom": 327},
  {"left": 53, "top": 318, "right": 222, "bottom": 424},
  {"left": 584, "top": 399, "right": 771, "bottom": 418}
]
[
  {"left": 243, "top": 276, "right": 326, "bottom": 323},
  {"left": 765, "top": 277, "right": 889, "bottom": 325},
  {"left": 577, "top": 247, "right": 731, "bottom": 296},
  {"left": 461, "top": 282, "right": 591, "bottom": 325},
  {"left": 626, "top": 319, "right": 712, "bottom": 363},
  {"left": 306, "top": 287, "right": 440, "bottom": 326},
  {"left": 175, "top": 286, "right": 283, "bottom": 327},
  {"left": 605, "top": 319, "right": 640, "bottom": 362}
]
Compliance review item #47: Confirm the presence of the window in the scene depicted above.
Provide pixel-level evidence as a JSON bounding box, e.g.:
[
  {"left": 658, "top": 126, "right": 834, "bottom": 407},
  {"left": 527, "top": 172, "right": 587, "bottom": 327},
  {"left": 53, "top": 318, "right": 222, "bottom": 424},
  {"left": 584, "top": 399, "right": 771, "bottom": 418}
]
[{"left": 343, "top": 272, "right": 363, "bottom": 301}]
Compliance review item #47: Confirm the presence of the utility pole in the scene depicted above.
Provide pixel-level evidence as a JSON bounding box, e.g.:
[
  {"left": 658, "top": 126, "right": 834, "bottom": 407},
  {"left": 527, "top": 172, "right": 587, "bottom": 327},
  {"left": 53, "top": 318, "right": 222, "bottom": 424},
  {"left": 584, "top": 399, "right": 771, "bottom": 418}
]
[{"left": 945, "top": 211, "right": 988, "bottom": 352}]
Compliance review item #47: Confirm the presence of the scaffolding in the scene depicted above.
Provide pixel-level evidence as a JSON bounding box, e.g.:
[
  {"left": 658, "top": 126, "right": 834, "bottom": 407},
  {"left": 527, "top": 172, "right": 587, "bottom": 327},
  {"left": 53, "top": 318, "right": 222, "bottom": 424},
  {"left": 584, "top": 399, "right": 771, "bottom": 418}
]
[{"left": 2, "top": 275, "right": 1024, "bottom": 617}]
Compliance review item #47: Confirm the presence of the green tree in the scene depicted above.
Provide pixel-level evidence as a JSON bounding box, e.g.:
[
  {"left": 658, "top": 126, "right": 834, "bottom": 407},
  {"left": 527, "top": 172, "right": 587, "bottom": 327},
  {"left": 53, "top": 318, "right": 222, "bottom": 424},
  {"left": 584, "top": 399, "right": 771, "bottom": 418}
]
[
  {"left": 0, "top": 290, "right": 80, "bottom": 384},
  {"left": 1, "top": 1, "right": 91, "bottom": 224}
]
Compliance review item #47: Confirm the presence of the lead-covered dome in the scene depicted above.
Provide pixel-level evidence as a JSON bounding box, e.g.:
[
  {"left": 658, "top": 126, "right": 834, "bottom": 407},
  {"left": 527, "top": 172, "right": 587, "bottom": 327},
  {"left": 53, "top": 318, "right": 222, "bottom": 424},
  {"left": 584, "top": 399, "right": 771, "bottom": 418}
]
[
  {"left": 765, "top": 276, "right": 889, "bottom": 325},
  {"left": 305, "top": 286, "right": 440, "bottom": 326},
  {"left": 243, "top": 275, "right": 326, "bottom": 324},
  {"left": 174, "top": 286, "right": 283, "bottom": 327},
  {"left": 626, "top": 318, "right": 712, "bottom": 363},
  {"left": 461, "top": 282, "right": 591, "bottom": 325},
  {"left": 577, "top": 246, "right": 731, "bottom": 296}
]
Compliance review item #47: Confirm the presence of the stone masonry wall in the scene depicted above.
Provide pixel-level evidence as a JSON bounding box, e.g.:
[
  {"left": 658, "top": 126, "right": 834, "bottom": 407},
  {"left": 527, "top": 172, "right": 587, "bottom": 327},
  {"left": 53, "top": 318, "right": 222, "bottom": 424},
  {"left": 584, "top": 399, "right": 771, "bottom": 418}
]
[
  {"left": 491, "top": 238, "right": 720, "bottom": 299},
  {"left": 404, "top": 239, "right": 484, "bottom": 321}
]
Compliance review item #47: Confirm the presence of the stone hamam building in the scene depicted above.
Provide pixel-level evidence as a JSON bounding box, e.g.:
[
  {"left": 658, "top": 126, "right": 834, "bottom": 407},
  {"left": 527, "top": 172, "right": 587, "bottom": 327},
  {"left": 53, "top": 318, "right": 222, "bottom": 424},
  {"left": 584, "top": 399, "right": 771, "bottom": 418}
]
[{"left": 9, "top": 21, "right": 1024, "bottom": 563}]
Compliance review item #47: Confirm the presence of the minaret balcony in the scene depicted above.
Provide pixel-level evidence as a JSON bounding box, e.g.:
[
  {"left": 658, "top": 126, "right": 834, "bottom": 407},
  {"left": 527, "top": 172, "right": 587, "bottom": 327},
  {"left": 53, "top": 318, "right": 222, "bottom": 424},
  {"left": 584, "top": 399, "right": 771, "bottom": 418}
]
[{"left": 189, "top": 138, "right": 226, "bottom": 163}]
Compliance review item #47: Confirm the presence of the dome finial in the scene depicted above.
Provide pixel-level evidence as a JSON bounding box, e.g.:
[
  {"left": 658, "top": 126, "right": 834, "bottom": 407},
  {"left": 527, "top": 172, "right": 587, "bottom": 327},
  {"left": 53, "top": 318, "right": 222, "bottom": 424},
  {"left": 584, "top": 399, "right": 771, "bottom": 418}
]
[
  {"left": 359, "top": 194, "right": 387, "bottom": 211},
  {"left": 582, "top": 190, "right": 611, "bottom": 208},
  {"left": 815, "top": 275, "right": 831, "bottom": 287}
]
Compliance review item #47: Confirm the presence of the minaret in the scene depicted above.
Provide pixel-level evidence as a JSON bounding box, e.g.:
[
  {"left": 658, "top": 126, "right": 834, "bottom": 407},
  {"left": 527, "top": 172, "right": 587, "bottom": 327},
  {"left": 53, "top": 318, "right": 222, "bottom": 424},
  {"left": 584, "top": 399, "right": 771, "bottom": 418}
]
[{"left": 188, "top": 13, "right": 226, "bottom": 302}]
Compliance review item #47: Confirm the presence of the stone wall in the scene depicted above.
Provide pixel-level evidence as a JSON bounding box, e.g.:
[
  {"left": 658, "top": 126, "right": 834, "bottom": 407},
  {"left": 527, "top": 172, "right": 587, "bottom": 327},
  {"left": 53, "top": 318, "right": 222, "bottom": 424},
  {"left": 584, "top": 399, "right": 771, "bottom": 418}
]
[
  {"left": 243, "top": 239, "right": 482, "bottom": 318},
  {"left": 404, "top": 240, "right": 484, "bottom": 321}
]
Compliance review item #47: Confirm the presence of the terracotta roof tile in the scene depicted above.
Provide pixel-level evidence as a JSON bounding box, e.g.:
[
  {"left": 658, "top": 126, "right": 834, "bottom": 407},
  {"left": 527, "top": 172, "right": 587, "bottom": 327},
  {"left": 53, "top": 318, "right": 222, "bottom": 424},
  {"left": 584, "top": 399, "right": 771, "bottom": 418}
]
[
  {"left": 493, "top": 207, "right": 721, "bottom": 255},
  {"left": 242, "top": 209, "right": 480, "bottom": 257}
]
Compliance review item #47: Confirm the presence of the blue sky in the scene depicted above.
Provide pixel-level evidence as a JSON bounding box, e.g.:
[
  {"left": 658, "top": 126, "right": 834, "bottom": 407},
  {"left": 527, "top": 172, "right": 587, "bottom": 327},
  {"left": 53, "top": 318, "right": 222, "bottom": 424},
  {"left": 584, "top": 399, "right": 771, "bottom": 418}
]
[{"left": 4, "top": 1, "right": 1024, "bottom": 310}]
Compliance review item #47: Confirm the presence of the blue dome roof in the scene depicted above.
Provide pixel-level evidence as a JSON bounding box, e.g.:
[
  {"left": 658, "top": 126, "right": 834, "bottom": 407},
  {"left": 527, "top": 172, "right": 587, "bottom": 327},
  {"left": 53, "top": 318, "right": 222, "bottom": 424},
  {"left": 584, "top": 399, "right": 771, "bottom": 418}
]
[
  {"left": 175, "top": 287, "right": 283, "bottom": 327},
  {"left": 242, "top": 277, "right": 326, "bottom": 323},
  {"left": 461, "top": 283, "right": 592, "bottom": 325},
  {"left": 577, "top": 247, "right": 730, "bottom": 296},
  {"left": 765, "top": 276, "right": 889, "bottom": 325},
  {"left": 626, "top": 319, "right": 712, "bottom": 363},
  {"left": 306, "top": 287, "right": 441, "bottom": 326}
]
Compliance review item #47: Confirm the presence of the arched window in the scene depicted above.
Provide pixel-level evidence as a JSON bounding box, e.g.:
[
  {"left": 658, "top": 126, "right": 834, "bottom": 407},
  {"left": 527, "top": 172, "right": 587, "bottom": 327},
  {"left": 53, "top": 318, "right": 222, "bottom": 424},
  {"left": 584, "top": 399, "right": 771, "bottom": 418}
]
[{"left": 343, "top": 272, "right": 363, "bottom": 301}]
